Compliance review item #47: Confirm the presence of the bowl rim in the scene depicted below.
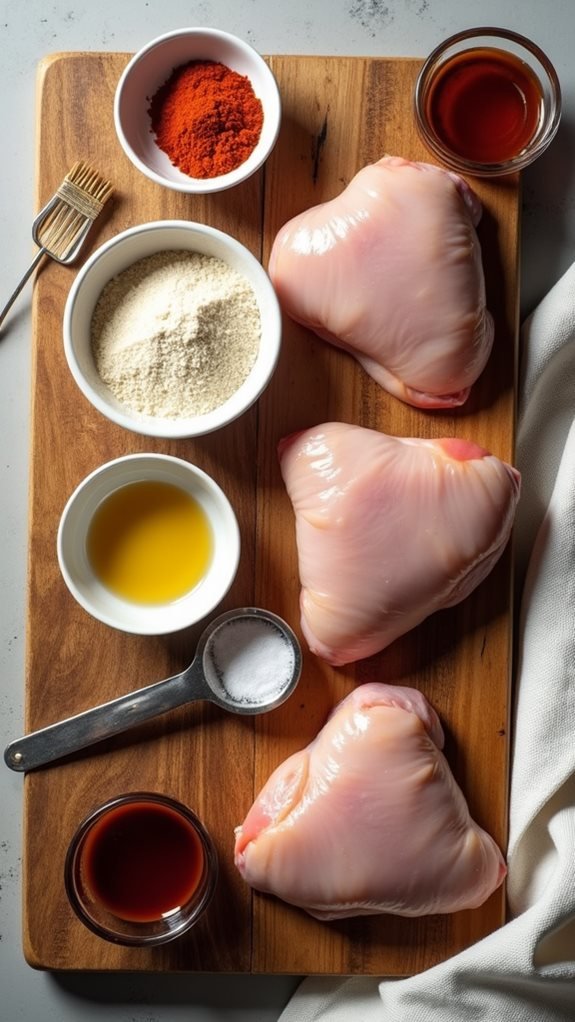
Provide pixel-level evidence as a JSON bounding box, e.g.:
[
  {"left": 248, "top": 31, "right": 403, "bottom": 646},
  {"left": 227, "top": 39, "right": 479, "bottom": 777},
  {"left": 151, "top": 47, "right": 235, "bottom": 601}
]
[
  {"left": 113, "top": 26, "right": 282, "bottom": 194},
  {"left": 64, "top": 791, "right": 219, "bottom": 945},
  {"left": 56, "top": 452, "right": 241, "bottom": 635},
  {"left": 413, "top": 25, "right": 562, "bottom": 177},
  {"left": 62, "top": 218, "right": 282, "bottom": 439}
]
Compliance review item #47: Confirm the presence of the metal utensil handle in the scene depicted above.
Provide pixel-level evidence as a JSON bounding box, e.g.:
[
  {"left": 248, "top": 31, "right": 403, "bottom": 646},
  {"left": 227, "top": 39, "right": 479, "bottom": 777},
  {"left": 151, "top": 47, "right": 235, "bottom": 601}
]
[
  {"left": 4, "top": 670, "right": 194, "bottom": 772},
  {"left": 0, "top": 247, "right": 47, "bottom": 329}
]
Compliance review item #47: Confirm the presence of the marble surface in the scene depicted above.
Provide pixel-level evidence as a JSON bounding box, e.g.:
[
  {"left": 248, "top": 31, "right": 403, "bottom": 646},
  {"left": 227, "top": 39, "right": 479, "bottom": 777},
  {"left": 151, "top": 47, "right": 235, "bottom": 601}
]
[{"left": 0, "top": 1, "right": 573, "bottom": 1019}]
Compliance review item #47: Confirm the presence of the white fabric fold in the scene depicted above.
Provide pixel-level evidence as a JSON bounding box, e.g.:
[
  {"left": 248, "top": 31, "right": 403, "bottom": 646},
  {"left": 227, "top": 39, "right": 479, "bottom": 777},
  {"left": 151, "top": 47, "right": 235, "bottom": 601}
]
[{"left": 278, "top": 262, "right": 575, "bottom": 1022}]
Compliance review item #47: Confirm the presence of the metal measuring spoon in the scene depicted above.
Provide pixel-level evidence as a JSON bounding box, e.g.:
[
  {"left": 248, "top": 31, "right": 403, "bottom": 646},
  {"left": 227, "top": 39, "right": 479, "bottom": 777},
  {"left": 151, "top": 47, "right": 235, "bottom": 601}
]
[{"left": 4, "top": 608, "right": 302, "bottom": 773}]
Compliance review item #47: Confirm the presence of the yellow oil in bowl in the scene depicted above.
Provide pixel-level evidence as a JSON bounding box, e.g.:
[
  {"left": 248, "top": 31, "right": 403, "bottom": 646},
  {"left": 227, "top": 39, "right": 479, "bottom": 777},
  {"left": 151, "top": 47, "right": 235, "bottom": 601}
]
[{"left": 87, "top": 480, "right": 213, "bottom": 604}]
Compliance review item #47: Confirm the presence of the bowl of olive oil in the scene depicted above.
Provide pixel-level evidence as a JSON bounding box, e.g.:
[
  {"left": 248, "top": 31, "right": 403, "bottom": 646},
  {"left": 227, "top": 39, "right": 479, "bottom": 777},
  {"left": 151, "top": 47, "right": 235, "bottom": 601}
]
[{"left": 57, "top": 453, "right": 240, "bottom": 634}]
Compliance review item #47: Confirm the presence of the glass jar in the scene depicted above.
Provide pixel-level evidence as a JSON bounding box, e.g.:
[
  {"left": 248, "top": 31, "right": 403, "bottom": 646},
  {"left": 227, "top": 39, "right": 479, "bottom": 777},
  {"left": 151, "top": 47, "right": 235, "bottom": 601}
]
[
  {"left": 414, "top": 27, "right": 561, "bottom": 177},
  {"left": 64, "top": 792, "right": 218, "bottom": 946}
]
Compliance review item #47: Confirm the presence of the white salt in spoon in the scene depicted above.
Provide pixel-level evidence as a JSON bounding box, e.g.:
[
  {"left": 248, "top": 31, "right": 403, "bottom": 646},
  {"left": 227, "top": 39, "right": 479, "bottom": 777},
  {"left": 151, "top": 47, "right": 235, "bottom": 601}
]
[{"left": 4, "top": 608, "right": 302, "bottom": 773}]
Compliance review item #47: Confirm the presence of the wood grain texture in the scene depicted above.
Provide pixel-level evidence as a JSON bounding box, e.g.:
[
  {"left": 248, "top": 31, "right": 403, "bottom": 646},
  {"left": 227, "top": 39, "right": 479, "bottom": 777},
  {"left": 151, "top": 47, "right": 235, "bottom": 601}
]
[{"left": 22, "top": 52, "right": 519, "bottom": 973}]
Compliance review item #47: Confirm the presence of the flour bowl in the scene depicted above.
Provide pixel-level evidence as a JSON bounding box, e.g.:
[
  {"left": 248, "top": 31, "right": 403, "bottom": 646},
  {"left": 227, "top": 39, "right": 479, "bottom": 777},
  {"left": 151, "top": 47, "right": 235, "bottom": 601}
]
[
  {"left": 114, "top": 27, "right": 281, "bottom": 193},
  {"left": 57, "top": 453, "right": 241, "bottom": 635},
  {"left": 63, "top": 220, "right": 282, "bottom": 438}
]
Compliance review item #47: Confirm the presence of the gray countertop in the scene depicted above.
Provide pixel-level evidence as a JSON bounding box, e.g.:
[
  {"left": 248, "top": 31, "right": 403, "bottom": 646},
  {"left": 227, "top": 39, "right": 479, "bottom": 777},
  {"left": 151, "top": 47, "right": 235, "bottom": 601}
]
[{"left": 1, "top": 1, "right": 572, "bottom": 1019}]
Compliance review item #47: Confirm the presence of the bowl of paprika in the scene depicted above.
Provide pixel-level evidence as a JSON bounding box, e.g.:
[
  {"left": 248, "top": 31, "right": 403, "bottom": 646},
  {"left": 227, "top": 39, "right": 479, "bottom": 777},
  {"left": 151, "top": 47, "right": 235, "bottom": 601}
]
[{"left": 114, "top": 27, "right": 281, "bottom": 193}]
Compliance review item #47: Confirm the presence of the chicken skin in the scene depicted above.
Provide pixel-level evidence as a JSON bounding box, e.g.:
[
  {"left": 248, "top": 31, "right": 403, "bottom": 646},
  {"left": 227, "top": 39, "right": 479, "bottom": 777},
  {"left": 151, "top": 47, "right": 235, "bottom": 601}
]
[
  {"left": 279, "top": 423, "right": 520, "bottom": 666},
  {"left": 234, "top": 683, "right": 506, "bottom": 919},
  {"left": 269, "top": 156, "right": 493, "bottom": 408}
]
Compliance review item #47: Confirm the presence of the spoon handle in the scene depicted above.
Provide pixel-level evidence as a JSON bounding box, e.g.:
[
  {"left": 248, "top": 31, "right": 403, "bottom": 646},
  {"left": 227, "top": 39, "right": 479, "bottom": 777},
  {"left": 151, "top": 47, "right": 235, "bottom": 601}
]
[{"left": 4, "top": 671, "right": 194, "bottom": 772}]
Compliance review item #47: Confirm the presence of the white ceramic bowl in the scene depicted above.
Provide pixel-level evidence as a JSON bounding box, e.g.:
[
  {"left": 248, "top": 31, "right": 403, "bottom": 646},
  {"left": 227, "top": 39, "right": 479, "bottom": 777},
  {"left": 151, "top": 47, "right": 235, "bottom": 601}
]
[
  {"left": 63, "top": 220, "right": 282, "bottom": 438},
  {"left": 114, "top": 27, "right": 281, "bottom": 193},
  {"left": 57, "top": 454, "right": 241, "bottom": 635}
]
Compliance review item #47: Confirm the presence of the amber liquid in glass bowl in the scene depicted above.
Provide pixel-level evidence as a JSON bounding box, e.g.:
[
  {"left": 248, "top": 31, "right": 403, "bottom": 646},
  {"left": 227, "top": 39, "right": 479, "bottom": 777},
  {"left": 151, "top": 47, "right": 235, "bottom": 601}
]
[
  {"left": 81, "top": 799, "right": 206, "bottom": 923},
  {"left": 415, "top": 28, "right": 561, "bottom": 176},
  {"left": 425, "top": 47, "right": 543, "bottom": 164},
  {"left": 65, "top": 792, "right": 218, "bottom": 945}
]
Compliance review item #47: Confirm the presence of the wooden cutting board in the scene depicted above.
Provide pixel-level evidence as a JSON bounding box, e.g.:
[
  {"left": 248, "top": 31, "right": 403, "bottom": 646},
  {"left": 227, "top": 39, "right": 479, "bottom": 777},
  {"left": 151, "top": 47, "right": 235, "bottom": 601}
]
[{"left": 21, "top": 52, "right": 519, "bottom": 973}]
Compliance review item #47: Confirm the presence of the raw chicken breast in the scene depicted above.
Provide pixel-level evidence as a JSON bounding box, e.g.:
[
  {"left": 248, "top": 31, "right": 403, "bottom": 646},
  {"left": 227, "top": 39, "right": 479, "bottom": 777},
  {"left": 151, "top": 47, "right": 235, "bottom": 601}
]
[
  {"left": 234, "top": 683, "right": 506, "bottom": 919},
  {"left": 269, "top": 155, "right": 493, "bottom": 408},
  {"left": 279, "top": 423, "right": 520, "bottom": 666}
]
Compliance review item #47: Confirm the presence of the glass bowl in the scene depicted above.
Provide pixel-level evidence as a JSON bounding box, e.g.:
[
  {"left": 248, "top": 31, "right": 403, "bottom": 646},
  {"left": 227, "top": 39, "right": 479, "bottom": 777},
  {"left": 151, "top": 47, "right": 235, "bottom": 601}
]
[
  {"left": 64, "top": 792, "right": 218, "bottom": 946},
  {"left": 414, "top": 27, "right": 561, "bottom": 177}
]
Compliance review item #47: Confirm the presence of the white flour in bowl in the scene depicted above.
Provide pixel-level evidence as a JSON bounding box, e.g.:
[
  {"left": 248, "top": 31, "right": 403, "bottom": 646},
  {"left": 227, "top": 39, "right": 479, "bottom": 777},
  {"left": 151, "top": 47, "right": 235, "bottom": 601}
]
[{"left": 91, "top": 250, "right": 261, "bottom": 418}]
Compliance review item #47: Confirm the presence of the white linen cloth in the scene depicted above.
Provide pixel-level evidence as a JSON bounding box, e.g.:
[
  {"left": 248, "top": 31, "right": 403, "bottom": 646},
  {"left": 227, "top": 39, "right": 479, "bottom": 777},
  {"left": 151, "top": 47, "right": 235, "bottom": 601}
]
[{"left": 278, "top": 263, "right": 575, "bottom": 1022}]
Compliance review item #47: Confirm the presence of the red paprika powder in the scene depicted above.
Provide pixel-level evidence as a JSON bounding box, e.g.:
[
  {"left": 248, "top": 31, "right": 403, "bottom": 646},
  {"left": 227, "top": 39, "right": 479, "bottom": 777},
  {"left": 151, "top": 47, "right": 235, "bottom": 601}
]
[{"left": 148, "top": 60, "right": 264, "bottom": 179}]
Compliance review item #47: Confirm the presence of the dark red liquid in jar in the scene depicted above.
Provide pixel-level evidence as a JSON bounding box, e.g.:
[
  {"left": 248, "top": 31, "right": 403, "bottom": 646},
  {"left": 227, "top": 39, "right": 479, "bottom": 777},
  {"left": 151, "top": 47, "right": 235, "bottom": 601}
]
[
  {"left": 426, "top": 47, "right": 543, "bottom": 163},
  {"left": 81, "top": 801, "right": 205, "bottom": 923}
]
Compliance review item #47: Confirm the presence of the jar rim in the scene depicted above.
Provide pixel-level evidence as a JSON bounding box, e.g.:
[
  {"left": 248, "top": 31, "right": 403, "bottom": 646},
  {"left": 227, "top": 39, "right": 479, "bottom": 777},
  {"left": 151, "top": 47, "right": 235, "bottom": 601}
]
[
  {"left": 64, "top": 791, "right": 218, "bottom": 946},
  {"left": 413, "top": 27, "right": 562, "bottom": 177}
]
